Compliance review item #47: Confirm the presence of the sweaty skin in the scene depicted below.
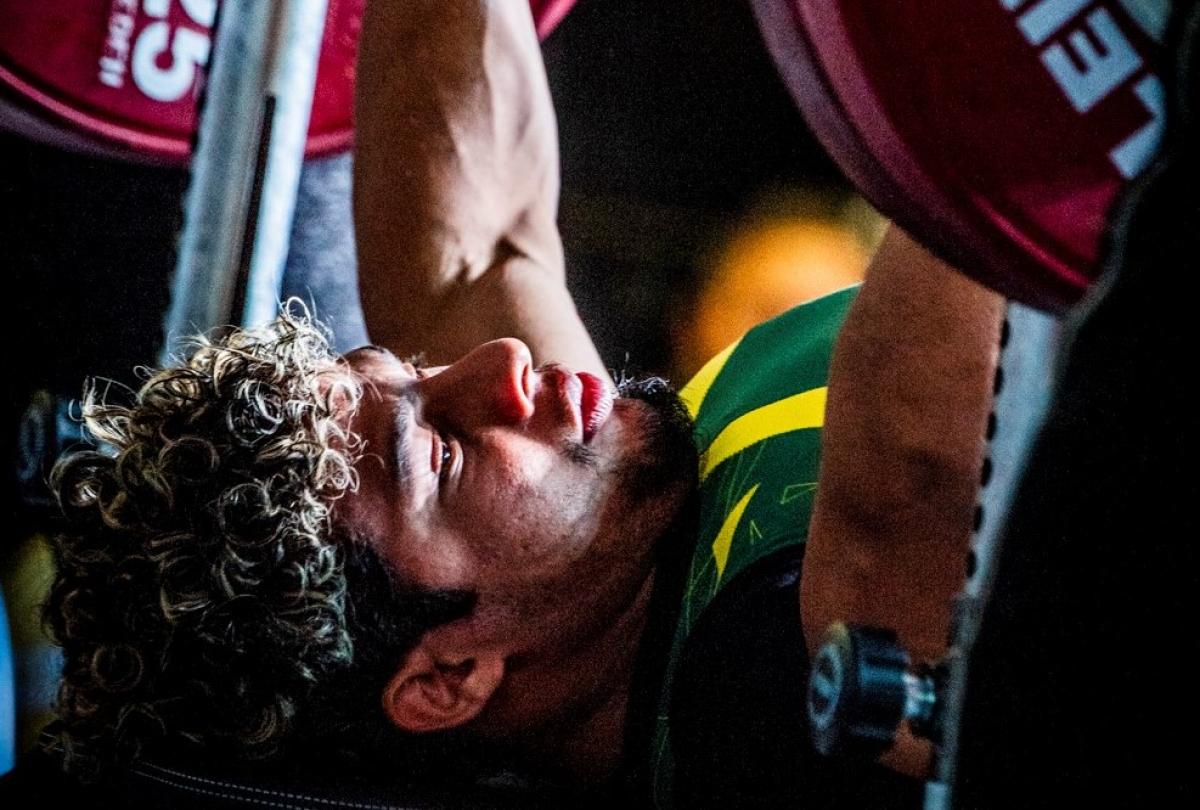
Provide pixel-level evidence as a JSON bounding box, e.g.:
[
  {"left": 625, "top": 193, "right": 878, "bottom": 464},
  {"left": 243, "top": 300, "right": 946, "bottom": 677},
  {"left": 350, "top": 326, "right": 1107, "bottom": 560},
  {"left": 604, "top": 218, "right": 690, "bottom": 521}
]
[
  {"left": 335, "top": 340, "right": 693, "bottom": 778},
  {"left": 351, "top": 0, "right": 1002, "bottom": 783},
  {"left": 354, "top": 0, "right": 605, "bottom": 379}
]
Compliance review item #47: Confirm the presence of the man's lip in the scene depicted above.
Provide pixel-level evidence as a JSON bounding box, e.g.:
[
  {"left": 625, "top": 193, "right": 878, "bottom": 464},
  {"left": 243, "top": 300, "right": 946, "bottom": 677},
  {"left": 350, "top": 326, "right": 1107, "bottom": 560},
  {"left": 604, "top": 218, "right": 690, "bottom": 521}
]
[{"left": 577, "top": 372, "right": 613, "bottom": 443}]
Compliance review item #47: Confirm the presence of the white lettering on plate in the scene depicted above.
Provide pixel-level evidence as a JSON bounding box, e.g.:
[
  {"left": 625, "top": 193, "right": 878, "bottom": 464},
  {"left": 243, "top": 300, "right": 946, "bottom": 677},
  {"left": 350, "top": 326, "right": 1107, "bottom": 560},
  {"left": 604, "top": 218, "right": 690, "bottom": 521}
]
[{"left": 1001, "top": 0, "right": 1166, "bottom": 178}]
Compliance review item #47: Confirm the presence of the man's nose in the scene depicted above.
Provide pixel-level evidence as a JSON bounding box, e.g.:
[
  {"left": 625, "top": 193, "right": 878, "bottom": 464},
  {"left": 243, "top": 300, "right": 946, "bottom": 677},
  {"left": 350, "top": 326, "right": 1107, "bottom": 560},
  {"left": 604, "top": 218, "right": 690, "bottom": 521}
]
[{"left": 424, "top": 338, "right": 535, "bottom": 427}]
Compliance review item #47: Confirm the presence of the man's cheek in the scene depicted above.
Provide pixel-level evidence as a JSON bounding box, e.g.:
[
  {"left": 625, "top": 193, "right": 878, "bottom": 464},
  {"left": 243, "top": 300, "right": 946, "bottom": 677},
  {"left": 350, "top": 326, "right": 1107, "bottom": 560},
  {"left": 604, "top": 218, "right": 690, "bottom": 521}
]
[{"left": 491, "top": 441, "right": 558, "bottom": 488}]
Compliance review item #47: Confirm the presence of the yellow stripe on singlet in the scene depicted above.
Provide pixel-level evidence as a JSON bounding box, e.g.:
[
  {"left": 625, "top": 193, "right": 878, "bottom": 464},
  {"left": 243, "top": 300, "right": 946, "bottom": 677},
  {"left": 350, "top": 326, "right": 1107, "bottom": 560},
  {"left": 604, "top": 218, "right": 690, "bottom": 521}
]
[
  {"left": 698, "top": 387, "right": 827, "bottom": 483},
  {"left": 711, "top": 483, "right": 759, "bottom": 580},
  {"left": 679, "top": 339, "right": 741, "bottom": 420}
]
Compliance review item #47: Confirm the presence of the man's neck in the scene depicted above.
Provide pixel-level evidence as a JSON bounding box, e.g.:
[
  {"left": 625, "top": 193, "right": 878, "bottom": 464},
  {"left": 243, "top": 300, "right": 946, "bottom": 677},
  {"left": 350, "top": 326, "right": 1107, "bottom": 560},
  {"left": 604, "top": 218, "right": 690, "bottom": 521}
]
[
  {"left": 473, "top": 571, "right": 657, "bottom": 782},
  {"left": 542, "top": 572, "right": 657, "bottom": 780},
  {"left": 475, "top": 486, "right": 699, "bottom": 782},
  {"left": 548, "top": 487, "right": 700, "bottom": 781}
]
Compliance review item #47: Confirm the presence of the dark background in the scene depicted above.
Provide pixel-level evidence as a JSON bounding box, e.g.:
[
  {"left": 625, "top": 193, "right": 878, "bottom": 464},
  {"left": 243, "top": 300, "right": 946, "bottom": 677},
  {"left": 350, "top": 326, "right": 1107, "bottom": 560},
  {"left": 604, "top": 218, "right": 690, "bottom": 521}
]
[
  {"left": 1, "top": 0, "right": 844, "bottom": 403},
  {"left": 547, "top": 0, "right": 845, "bottom": 374},
  {"left": 0, "top": 0, "right": 847, "bottom": 755}
]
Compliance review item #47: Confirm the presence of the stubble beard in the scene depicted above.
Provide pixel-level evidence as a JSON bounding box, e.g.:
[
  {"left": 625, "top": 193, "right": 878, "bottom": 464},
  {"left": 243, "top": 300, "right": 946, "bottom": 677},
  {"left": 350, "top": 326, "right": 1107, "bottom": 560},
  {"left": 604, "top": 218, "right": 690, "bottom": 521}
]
[
  {"left": 613, "top": 375, "right": 698, "bottom": 506},
  {"left": 556, "top": 373, "right": 697, "bottom": 540}
]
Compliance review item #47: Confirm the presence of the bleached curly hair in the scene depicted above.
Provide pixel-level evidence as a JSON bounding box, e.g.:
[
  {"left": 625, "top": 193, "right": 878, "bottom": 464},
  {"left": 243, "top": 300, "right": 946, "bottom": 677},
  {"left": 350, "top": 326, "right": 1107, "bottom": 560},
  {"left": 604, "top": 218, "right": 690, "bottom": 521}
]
[{"left": 44, "top": 308, "right": 473, "bottom": 780}]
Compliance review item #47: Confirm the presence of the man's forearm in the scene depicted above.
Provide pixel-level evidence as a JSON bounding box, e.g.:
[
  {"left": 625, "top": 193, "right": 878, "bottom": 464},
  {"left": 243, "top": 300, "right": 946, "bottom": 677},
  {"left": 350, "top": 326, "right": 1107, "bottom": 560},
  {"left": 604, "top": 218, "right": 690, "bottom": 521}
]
[
  {"left": 353, "top": 1, "right": 602, "bottom": 373},
  {"left": 802, "top": 227, "right": 1004, "bottom": 666}
]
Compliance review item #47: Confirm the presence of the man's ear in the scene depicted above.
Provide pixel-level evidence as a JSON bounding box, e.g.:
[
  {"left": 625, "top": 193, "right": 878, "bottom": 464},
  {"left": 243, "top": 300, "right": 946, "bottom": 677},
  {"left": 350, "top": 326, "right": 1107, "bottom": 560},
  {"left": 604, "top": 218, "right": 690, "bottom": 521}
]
[{"left": 381, "top": 645, "right": 506, "bottom": 733}]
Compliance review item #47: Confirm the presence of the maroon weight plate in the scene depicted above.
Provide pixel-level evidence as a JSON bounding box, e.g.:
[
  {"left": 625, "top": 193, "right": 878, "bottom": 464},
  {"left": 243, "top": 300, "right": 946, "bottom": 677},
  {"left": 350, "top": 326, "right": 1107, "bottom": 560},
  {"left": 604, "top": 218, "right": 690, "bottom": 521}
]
[
  {"left": 752, "top": 0, "right": 1168, "bottom": 311},
  {"left": 529, "top": 0, "right": 579, "bottom": 40},
  {"left": 0, "top": 0, "right": 576, "bottom": 165}
]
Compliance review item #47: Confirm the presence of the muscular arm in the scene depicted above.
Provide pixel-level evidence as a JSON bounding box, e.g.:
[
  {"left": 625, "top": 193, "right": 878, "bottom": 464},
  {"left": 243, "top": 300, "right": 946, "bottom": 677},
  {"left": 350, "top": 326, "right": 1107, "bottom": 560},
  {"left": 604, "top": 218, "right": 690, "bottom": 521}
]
[
  {"left": 353, "top": 0, "right": 606, "bottom": 378},
  {"left": 802, "top": 226, "right": 1003, "bottom": 769}
]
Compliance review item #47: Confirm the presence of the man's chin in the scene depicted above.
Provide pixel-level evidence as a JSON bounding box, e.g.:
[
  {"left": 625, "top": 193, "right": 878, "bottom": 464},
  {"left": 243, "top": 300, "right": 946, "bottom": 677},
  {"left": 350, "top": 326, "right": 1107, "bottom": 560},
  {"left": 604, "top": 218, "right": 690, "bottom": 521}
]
[{"left": 614, "top": 375, "right": 698, "bottom": 500}]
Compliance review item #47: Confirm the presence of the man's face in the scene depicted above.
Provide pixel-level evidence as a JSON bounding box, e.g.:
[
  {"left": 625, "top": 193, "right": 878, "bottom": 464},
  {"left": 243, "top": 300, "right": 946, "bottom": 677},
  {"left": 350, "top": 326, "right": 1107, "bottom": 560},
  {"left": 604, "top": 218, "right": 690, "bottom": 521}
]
[{"left": 336, "top": 339, "right": 694, "bottom": 661}]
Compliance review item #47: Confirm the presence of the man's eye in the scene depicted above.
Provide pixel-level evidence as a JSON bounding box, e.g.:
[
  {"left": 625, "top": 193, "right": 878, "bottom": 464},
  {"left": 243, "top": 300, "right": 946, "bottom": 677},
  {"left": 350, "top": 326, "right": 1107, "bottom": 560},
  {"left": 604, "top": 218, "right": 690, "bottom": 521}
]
[{"left": 437, "top": 432, "right": 455, "bottom": 484}]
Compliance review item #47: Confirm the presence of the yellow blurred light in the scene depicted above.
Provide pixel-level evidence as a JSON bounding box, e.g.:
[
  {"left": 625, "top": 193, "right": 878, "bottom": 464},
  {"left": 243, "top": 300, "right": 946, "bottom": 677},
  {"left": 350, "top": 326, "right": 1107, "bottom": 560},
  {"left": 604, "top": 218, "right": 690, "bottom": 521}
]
[{"left": 679, "top": 218, "right": 871, "bottom": 377}]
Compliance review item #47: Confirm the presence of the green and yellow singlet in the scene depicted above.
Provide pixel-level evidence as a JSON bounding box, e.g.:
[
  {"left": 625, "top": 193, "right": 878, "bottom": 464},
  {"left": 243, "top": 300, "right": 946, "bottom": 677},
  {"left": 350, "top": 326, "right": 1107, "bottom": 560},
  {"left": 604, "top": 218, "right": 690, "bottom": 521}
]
[{"left": 650, "top": 285, "right": 858, "bottom": 807}]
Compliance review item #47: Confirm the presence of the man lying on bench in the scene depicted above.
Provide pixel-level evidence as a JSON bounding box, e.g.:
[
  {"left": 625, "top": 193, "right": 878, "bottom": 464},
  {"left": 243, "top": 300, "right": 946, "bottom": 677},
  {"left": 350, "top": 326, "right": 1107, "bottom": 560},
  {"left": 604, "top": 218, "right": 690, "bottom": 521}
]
[{"left": 14, "top": 1, "right": 1001, "bottom": 807}]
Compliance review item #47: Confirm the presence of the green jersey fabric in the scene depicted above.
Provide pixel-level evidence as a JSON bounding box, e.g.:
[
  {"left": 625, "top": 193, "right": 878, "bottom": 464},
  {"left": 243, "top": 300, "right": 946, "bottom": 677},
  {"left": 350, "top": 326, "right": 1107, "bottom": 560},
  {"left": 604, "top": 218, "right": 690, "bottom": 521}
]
[{"left": 650, "top": 285, "right": 858, "bottom": 807}]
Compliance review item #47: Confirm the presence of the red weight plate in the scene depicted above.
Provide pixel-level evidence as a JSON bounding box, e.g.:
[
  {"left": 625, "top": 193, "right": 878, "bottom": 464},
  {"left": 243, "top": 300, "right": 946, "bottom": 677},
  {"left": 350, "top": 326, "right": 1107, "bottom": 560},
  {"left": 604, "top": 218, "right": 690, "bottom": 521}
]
[
  {"left": 750, "top": 1, "right": 937, "bottom": 267},
  {"left": 0, "top": 0, "right": 576, "bottom": 164},
  {"left": 307, "top": 0, "right": 364, "bottom": 158},
  {"left": 529, "top": 0, "right": 580, "bottom": 40},
  {"left": 753, "top": 0, "right": 1167, "bottom": 311}
]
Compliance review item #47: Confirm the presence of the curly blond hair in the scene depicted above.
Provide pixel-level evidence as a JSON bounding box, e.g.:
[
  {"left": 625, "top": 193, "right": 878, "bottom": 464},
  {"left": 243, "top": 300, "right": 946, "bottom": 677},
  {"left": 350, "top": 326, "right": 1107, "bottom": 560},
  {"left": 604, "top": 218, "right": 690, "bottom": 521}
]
[{"left": 44, "top": 309, "right": 472, "bottom": 779}]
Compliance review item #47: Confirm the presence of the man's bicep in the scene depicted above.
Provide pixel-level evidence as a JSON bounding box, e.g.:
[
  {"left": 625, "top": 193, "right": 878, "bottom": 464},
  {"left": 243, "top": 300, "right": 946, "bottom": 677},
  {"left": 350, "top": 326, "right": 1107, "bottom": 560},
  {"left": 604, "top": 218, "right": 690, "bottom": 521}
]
[{"left": 353, "top": 0, "right": 594, "bottom": 369}]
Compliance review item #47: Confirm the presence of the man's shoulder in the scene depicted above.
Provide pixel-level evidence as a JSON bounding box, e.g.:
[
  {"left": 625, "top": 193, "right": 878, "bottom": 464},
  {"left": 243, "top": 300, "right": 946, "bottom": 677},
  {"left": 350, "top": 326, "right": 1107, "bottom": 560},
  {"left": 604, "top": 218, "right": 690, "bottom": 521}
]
[
  {"left": 670, "top": 547, "right": 920, "bottom": 809},
  {"left": 683, "top": 284, "right": 859, "bottom": 436},
  {"left": 669, "top": 548, "right": 809, "bottom": 806},
  {"left": 721, "top": 284, "right": 859, "bottom": 372}
]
